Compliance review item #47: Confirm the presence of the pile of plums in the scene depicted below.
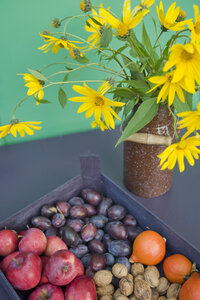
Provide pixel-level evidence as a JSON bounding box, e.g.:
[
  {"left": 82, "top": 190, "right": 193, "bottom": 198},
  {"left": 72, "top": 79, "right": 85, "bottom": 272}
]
[{"left": 32, "top": 188, "right": 141, "bottom": 277}]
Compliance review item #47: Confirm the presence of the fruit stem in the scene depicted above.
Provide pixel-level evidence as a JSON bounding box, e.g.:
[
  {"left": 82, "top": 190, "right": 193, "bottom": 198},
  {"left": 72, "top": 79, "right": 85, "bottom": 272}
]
[
  {"left": 129, "top": 257, "right": 134, "bottom": 263},
  {"left": 62, "top": 265, "right": 69, "bottom": 272},
  {"left": 12, "top": 258, "right": 20, "bottom": 266}
]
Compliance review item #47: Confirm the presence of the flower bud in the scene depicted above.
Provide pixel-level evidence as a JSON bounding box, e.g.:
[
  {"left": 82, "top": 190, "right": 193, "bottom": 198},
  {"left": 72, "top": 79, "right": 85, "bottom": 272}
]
[
  {"left": 80, "top": 0, "right": 92, "bottom": 13},
  {"left": 10, "top": 119, "right": 19, "bottom": 125},
  {"left": 105, "top": 78, "right": 115, "bottom": 86},
  {"left": 69, "top": 48, "right": 82, "bottom": 59},
  {"left": 41, "top": 30, "right": 52, "bottom": 40},
  {"left": 60, "top": 35, "right": 68, "bottom": 41},
  {"left": 51, "top": 18, "right": 61, "bottom": 28}
]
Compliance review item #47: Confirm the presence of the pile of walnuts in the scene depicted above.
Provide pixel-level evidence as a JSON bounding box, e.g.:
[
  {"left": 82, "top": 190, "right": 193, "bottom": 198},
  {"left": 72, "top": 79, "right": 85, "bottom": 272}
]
[{"left": 93, "top": 263, "right": 182, "bottom": 300}]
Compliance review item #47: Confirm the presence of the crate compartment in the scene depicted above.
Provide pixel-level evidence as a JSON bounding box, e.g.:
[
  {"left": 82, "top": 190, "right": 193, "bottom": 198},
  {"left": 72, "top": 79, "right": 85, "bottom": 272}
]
[{"left": 0, "top": 155, "right": 199, "bottom": 299}]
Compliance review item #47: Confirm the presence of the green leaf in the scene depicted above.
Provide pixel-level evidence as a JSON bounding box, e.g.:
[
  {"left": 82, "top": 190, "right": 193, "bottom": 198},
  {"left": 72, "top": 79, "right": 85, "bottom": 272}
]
[
  {"left": 86, "top": 20, "right": 91, "bottom": 27},
  {"left": 124, "top": 99, "right": 135, "bottom": 119},
  {"left": 173, "top": 93, "right": 192, "bottom": 113},
  {"left": 117, "top": 45, "right": 128, "bottom": 53},
  {"left": 127, "top": 80, "right": 150, "bottom": 94},
  {"left": 129, "top": 48, "right": 138, "bottom": 58},
  {"left": 62, "top": 74, "right": 69, "bottom": 82},
  {"left": 100, "top": 27, "right": 112, "bottom": 48},
  {"left": 110, "top": 87, "right": 136, "bottom": 99},
  {"left": 58, "top": 87, "right": 67, "bottom": 109},
  {"left": 76, "top": 56, "right": 90, "bottom": 64},
  {"left": 116, "top": 98, "right": 158, "bottom": 146},
  {"left": 27, "top": 68, "right": 47, "bottom": 82},
  {"left": 162, "top": 34, "right": 176, "bottom": 59},
  {"left": 35, "top": 99, "right": 51, "bottom": 104},
  {"left": 142, "top": 23, "right": 153, "bottom": 54},
  {"left": 90, "top": 17, "right": 102, "bottom": 26},
  {"left": 65, "top": 66, "right": 73, "bottom": 71},
  {"left": 122, "top": 56, "right": 138, "bottom": 72}
]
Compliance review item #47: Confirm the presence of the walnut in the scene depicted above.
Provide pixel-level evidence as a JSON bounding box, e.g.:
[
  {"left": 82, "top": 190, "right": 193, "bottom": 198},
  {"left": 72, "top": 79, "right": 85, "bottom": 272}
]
[
  {"left": 151, "top": 288, "right": 159, "bottom": 300},
  {"left": 134, "top": 279, "right": 152, "bottom": 300},
  {"left": 119, "top": 276, "right": 134, "bottom": 296},
  {"left": 144, "top": 266, "right": 160, "bottom": 288},
  {"left": 99, "top": 295, "right": 113, "bottom": 300},
  {"left": 166, "top": 283, "right": 181, "bottom": 298},
  {"left": 93, "top": 270, "right": 113, "bottom": 287},
  {"left": 134, "top": 274, "right": 144, "bottom": 281},
  {"left": 131, "top": 263, "right": 145, "bottom": 277},
  {"left": 156, "top": 277, "right": 170, "bottom": 295},
  {"left": 97, "top": 284, "right": 115, "bottom": 296},
  {"left": 112, "top": 263, "right": 128, "bottom": 278},
  {"left": 114, "top": 295, "right": 129, "bottom": 300}
]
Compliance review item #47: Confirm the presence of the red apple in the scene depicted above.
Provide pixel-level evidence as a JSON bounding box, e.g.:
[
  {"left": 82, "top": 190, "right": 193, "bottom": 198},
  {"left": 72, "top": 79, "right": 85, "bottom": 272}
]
[
  {"left": 6, "top": 252, "right": 42, "bottom": 290},
  {"left": 40, "top": 256, "right": 49, "bottom": 285},
  {"left": 0, "top": 229, "right": 18, "bottom": 256},
  {"left": 44, "top": 236, "right": 68, "bottom": 257},
  {"left": 19, "top": 228, "right": 47, "bottom": 255},
  {"left": 76, "top": 258, "right": 84, "bottom": 277},
  {"left": 45, "top": 249, "right": 84, "bottom": 286},
  {"left": 65, "top": 275, "right": 97, "bottom": 300},
  {"left": 0, "top": 251, "right": 20, "bottom": 273},
  {"left": 28, "top": 283, "right": 64, "bottom": 300}
]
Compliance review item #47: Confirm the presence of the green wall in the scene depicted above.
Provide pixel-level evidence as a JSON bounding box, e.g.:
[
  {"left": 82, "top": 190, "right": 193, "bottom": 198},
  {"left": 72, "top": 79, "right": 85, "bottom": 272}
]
[{"left": 0, "top": 0, "right": 198, "bottom": 146}]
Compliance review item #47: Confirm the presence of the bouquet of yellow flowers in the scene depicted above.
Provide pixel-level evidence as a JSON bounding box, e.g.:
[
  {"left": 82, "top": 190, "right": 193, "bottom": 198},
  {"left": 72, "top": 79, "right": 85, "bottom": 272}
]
[{"left": 1, "top": 0, "right": 200, "bottom": 173}]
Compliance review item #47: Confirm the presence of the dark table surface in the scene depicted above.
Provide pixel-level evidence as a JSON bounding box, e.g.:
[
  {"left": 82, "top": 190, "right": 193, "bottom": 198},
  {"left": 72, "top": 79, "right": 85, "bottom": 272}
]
[{"left": 0, "top": 128, "right": 199, "bottom": 253}]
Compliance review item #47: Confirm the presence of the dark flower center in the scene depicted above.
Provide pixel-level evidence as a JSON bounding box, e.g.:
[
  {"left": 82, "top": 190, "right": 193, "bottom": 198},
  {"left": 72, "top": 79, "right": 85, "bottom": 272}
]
[{"left": 95, "top": 96, "right": 104, "bottom": 106}]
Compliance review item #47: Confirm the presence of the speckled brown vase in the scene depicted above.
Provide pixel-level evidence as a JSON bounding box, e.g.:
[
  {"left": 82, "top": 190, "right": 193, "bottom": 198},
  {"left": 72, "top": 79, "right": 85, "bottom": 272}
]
[{"left": 124, "top": 105, "right": 174, "bottom": 198}]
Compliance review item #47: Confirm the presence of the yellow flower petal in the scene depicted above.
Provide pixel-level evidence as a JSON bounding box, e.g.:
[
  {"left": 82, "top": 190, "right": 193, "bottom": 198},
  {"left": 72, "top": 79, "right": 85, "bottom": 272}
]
[{"left": 177, "top": 150, "right": 185, "bottom": 172}]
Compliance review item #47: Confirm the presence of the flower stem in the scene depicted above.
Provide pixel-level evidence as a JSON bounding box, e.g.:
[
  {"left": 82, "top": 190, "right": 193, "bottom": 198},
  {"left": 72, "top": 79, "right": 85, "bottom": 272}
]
[
  {"left": 65, "top": 32, "right": 111, "bottom": 58},
  {"left": 47, "top": 63, "right": 125, "bottom": 79},
  {"left": 153, "top": 30, "right": 163, "bottom": 49},
  {"left": 149, "top": 12, "right": 162, "bottom": 54},
  {"left": 63, "top": 14, "right": 87, "bottom": 33},
  {"left": 168, "top": 105, "right": 179, "bottom": 141},
  {"left": 12, "top": 96, "right": 30, "bottom": 119},
  {"left": 43, "top": 79, "right": 104, "bottom": 90}
]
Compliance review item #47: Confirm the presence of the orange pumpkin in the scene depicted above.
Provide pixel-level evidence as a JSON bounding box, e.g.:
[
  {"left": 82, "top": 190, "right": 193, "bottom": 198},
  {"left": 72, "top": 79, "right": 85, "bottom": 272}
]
[
  {"left": 179, "top": 272, "right": 200, "bottom": 300},
  {"left": 130, "top": 230, "right": 166, "bottom": 265},
  {"left": 163, "top": 254, "right": 192, "bottom": 283}
]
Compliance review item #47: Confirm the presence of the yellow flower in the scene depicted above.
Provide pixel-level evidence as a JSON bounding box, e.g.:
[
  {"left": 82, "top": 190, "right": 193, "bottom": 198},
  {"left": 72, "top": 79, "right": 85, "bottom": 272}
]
[
  {"left": 100, "top": 0, "right": 148, "bottom": 38},
  {"left": 0, "top": 120, "right": 42, "bottom": 139},
  {"left": 138, "top": 0, "right": 155, "bottom": 10},
  {"left": 22, "top": 73, "right": 44, "bottom": 105},
  {"left": 38, "top": 34, "right": 83, "bottom": 53},
  {"left": 158, "top": 135, "right": 200, "bottom": 172},
  {"left": 147, "top": 71, "right": 194, "bottom": 106},
  {"left": 163, "top": 42, "right": 200, "bottom": 92},
  {"left": 69, "top": 81, "right": 125, "bottom": 129},
  {"left": 177, "top": 102, "right": 200, "bottom": 138},
  {"left": 80, "top": 0, "right": 92, "bottom": 13},
  {"left": 189, "top": 5, "right": 200, "bottom": 44},
  {"left": 156, "top": 1, "right": 191, "bottom": 31},
  {"left": 91, "top": 120, "right": 108, "bottom": 131},
  {"left": 85, "top": 5, "right": 108, "bottom": 47}
]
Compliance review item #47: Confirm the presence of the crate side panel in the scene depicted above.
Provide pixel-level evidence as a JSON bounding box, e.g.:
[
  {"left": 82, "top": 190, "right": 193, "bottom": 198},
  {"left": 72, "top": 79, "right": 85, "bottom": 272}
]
[
  {"left": 0, "top": 176, "right": 83, "bottom": 231},
  {"left": 102, "top": 175, "right": 200, "bottom": 269},
  {"left": 0, "top": 271, "right": 20, "bottom": 300}
]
